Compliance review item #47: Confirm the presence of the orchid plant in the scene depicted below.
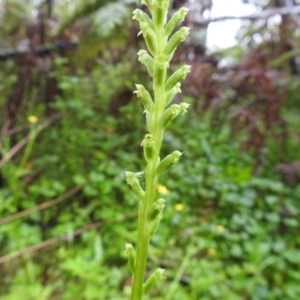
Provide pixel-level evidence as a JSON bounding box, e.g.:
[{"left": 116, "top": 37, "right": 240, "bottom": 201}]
[{"left": 125, "top": 1, "right": 190, "bottom": 299}]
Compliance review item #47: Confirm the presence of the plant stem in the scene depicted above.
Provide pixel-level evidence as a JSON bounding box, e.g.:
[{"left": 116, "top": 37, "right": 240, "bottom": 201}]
[
  {"left": 130, "top": 13, "right": 167, "bottom": 300},
  {"left": 130, "top": 161, "right": 156, "bottom": 300}
]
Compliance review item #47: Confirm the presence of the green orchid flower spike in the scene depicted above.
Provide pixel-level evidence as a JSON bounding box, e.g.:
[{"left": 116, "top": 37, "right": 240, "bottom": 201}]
[{"left": 126, "top": 1, "right": 190, "bottom": 299}]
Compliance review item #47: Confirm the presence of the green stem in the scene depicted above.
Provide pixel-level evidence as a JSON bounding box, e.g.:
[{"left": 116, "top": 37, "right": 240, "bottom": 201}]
[
  {"left": 130, "top": 160, "right": 157, "bottom": 300},
  {"left": 130, "top": 52, "right": 166, "bottom": 300}
]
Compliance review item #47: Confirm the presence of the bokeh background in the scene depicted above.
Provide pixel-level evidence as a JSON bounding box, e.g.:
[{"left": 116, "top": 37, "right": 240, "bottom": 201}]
[{"left": 0, "top": 0, "right": 300, "bottom": 299}]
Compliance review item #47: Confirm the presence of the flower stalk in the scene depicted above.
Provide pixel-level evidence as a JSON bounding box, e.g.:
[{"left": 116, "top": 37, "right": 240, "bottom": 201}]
[{"left": 126, "top": 1, "right": 190, "bottom": 299}]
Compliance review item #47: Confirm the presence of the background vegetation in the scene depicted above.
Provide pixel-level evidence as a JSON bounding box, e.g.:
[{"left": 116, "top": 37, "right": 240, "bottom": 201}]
[{"left": 0, "top": 0, "right": 300, "bottom": 299}]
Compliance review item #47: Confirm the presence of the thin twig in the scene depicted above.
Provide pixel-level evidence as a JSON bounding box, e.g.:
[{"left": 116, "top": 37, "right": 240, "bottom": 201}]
[
  {"left": 0, "top": 113, "right": 62, "bottom": 169},
  {"left": 5, "top": 123, "right": 31, "bottom": 137},
  {"left": 0, "top": 213, "right": 136, "bottom": 265},
  {"left": 0, "top": 41, "right": 78, "bottom": 61},
  {"left": 193, "top": 5, "right": 300, "bottom": 27},
  {"left": 0, "top": 184, "right": 86, "bottom": 225}
]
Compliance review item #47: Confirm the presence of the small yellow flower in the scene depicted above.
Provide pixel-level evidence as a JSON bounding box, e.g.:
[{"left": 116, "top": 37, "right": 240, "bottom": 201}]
[
  {"left": 217, "top": 225, "right": 225, "bottom": 233},
  {"left": 208, "top": 248, "right": 217, "bottom": 256},
  {"left": 175, "top": 203, "right": 184, "bottom": 211},
  {"left": 157, "top": 184, "right": 169, "bottom": 195},
  {"left": 28, "top": 115, "right": 38, "bottom": 123},
  {"left": 25, "top": 162, "right": 33, "bottom": 170}
]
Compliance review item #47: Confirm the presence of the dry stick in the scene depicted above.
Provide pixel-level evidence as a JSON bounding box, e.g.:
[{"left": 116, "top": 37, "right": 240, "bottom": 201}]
[
  {"left": 0, "top": 113, "right": 62, "bottom": 168},
  {"left": 0, "top": 41, "right": 78, "bottom": 61},
  {"left": 5, "top": 123, "right": 31, "bottom": 137},
  {"left": 0, "top": 213, "right": 137, "bottom": 265},
  {"left": 0, "top": 184, "right": 86, "bottom": 225},
  {"left": 194, "top": 5, "right": 300, "bottom": 27}
]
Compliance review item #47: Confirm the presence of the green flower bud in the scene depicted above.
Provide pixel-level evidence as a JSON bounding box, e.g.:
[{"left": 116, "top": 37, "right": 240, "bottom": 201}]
[
  {"left": 165, "top": 7, "right": 189, "bottom": 36},
  {"left": 139, "top": 22, "right": 157, "bottom": 56},
  {"left": 165, "top": 83, "right": 181, "bottom": 105},
  {"left": 134, "top": 84, "right": 154, "bottom": 112},
  {"left": 154, "top": 54, "right": 169, "bottom": 86},
  {"left": 138, "top": 50, "right": 154, "bottom": 77},
  {"left": 159, "top": 102, "right": 189, "bottom": 128},
  {"left": 141, "top": 134, "right": 156, "bottom": 162},
  {"left": 125, "top": 243, "right": 136, "bottom": 274},
  {"left": 143, "top": 268, "right": 165, "bottom": 295},
  {"left": 165, "top": 65, "right": 191, "bottom": 91},
  {"left": 135, "top": 171, "right": 146, "bottom": 190},
  {"left": 179, "top": 102, "right": 190, "bottom": 114},
  {"left": 149, "top": 214, "right": 162, "bottom": 236},
  {"left": 126, "top": 171, "right": 145, "bottom": 200},
  {"left": 164, "top": 27, "right": 189, "bottom": 57},
  {"left": 156, "top": 151, "right": 182, "bottom": 175},
  {"left": 145, "top": 110, "right": 153, "bottom": 133},
  {"left": 147, "top": 198, "right": 166, "bottom": 221},
  {"left": 133, "top": 9, "right": 153, "bottom": 29},
  {"left": 159, "top": 104, "right": 181, "bottom": 128}
]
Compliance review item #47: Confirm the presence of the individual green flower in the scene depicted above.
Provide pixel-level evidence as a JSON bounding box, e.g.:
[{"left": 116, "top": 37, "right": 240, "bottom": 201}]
[
  {"left": 164, "top": 27, "right": 190, "bottom": 57},
  {"left": 141, "top": 134, "right": 156, "bottom": 162},
  {"left": 159, "top": 102, "right": 189, "bottom": 129},
  {"left": 165, "top": 7, "right": 189, "bottom": 36},
  {"left": 138, "top": 50, "right": 154, "bottom": 77},
  {"left": 165, "top": 65, "right": 191, "bottom": 91},
  {"left": 126, "top": 171, "right": 145, "bottom": 200},
  {"left": 165, "top": 82, "right": 181, "bottom": 105},
  {"left": 139, "top": 22, "right": 157, "bottom": 55},
  {"left": 143, "top": 268, "right": 165, "bottom": 295},
  {"left": 125, "top": 243, "right": 136, "bottom": 274},
  {"left": 156, "top": 151, "right": 182, "bottom": 175},
  {"left": 147, "top": 198, "right": 166, "bottom": 221},
  {"left": 134, "top": 84, "right": 154, "bottom": 112},
  {"left": 133, "top": 9, "right": 153, "bottom": 29},
  {"left": 148, "top": 213, "right": 163, "bottom": 236}
]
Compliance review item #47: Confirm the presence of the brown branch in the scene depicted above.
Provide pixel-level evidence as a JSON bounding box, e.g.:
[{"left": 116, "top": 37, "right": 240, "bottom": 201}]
[
  {"left": 0, "top": 113, "right": 62, "bottom": 168},
  {"left": 0, "top": 184, "right": 86, "bottom": 225},
  {"left": 0, "top": 213, "right": 137, "bottom": 265},
  {"left": 0, "top": 40, "right": 78, "bottom": 61},
  {"left": 5, "top": 123, "right": 31, "bottom": 137},
  {"left": 193, "top": 6, "right": 300, "bottom": 27}
]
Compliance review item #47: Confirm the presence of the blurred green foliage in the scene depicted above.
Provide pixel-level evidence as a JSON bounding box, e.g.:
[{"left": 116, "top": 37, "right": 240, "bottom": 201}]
[{"left": 1, "top": 52, "right": 300, "bottom": 298}]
